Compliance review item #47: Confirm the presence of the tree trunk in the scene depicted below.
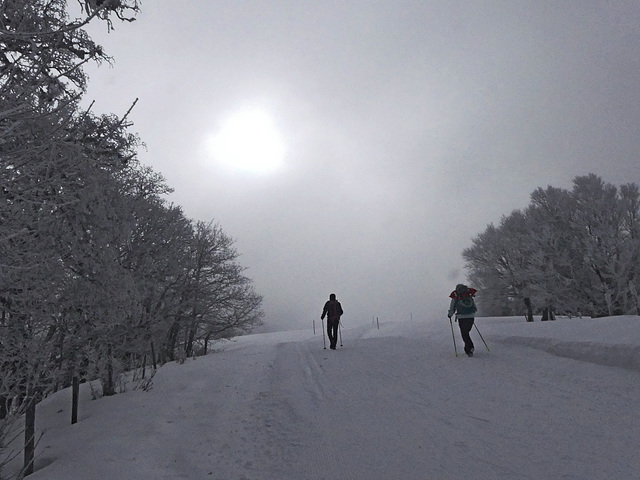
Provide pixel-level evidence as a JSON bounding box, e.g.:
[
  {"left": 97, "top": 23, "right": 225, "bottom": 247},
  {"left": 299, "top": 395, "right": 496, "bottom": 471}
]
[
  {"left": 150, "top": 340, "right": 157, "bottom": 369},
  {"left": 71, "top": 376, "right": 79, "bottom": 425},
  {"left": 628, "top": 280, "right": 640, "bottom": 315},
  {"left": 24, "top": 395, "right": 36, "bottom": 476},
  {"left": 203, "top": 332, "right": 212, "bottom": 355},
  {"left": 185, "top": 320, "right": 197, "bottom": 358},
  {"left": 104, "top": 344, "right": 115, "bottom": 396},
  {"left": 164, "top": 321, "right": 180, "bottom": 361},
  {"left": 523, "top": 297, "right": 534, "bottom": 322},
  {"left": 141, "top": 354, "right": 147, "bottom": 379},
  {"left": 54, "top": 324, "right": 66, "bottom": 393},
  {"left": 0, "top": 396, "right": 7, "bottom": 420}
]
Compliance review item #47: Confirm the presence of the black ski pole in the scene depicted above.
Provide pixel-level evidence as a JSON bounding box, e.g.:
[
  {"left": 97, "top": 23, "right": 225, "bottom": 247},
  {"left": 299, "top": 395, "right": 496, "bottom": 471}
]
[
  {"left": 321, "top": 318, "right": 326, "bottom": 349},
  {"left": 338, "top": 322, "right": 343, "bottom": 347},
  {"left": 449, "top": 316, "right": 458, "bottom": 357},
  {"left": 474, "top": 322, "right": 490, "bottom": 351}
]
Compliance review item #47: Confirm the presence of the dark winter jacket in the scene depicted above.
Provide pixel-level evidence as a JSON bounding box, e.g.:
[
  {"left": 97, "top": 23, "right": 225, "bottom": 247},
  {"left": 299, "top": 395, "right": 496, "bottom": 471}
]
[{"left": 322, "top": 300, "right": 343, "bottom": 320}]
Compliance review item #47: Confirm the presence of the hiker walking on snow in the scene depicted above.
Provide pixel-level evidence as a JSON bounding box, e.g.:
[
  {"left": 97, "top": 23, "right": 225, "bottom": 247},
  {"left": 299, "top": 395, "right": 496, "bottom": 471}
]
[
  {"left": 448, "top": 284, "right": 477, "bottom": 356},
  {"left": 321, "top": 293, "right": 343, "bottom": 350}
]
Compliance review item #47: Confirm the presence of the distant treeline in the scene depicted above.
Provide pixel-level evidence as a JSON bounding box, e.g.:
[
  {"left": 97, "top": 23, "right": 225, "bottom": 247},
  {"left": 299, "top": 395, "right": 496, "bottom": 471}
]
[{"left": 464, "top": 174, "right": 640, "bottom": 319}]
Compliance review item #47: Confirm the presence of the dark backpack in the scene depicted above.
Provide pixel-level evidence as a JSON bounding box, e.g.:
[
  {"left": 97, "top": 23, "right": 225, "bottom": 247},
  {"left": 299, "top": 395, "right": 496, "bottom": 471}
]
[{"left": 457, "top": 295, "right": 477, "bottom": 316}]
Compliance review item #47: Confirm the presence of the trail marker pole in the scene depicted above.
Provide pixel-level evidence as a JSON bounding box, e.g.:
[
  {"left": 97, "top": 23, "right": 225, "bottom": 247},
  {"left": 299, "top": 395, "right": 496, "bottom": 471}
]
[
  {"left": 321, "top": 318, "right": 326, "bottom": 349},
  {"left": 338, "top": 322, "right": 343, "bottom": 347}
]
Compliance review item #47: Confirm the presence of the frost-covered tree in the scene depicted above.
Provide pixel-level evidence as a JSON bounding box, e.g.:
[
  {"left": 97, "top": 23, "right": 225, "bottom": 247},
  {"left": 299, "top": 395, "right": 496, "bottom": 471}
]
[
  {"left": 525, "top": 186, "right": 579, "bottom": 314},
  {"left": 2, "top": 0, "right": 264, "bottom": 474},
  {"left": 1, "top": 0, "right": 141, "bottom": 474},
  {"left": 464, "top": 215, "right": 531, "bottom": 316},
  {"left": 618, "top": 183, "right": 640, "bottom": 314},
  {"left": 165, "top": 221, "right": 263, "bottom": 360},
  {"left": 187, "top": 222, "right": 263, "bottom": 354},
  {"left": 117, "top": 197, "right": 192, "bottom": 368},
  {"left": 465, "top": 174, "right": 640, "bottom": 318}
]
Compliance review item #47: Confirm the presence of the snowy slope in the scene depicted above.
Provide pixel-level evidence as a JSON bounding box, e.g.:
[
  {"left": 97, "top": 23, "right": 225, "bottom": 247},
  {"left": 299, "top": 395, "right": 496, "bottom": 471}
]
[{"left": 4, "top": 316, "right": 640, "bottom": 480}]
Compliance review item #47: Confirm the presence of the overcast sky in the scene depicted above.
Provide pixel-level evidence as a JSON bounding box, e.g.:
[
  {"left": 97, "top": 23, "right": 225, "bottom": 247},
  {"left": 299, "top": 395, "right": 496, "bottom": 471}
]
[{"left": 81, "top": 1, "right": 640, "bottom": 331}]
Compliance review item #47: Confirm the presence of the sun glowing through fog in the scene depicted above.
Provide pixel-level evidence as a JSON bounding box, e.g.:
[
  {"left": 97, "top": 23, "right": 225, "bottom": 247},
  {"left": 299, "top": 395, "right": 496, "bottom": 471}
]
[{"left": 206, "top": 108, "right": 285, "bottom": 173}]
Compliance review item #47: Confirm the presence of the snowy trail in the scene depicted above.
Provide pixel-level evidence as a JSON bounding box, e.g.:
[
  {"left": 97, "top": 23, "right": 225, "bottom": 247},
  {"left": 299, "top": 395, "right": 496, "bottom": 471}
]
[
  {"left": 14, "top": 318, "right": 640, "bottom": 480},
  {"left": 242, "top": 320, "right": 640, "bottom": 480}
]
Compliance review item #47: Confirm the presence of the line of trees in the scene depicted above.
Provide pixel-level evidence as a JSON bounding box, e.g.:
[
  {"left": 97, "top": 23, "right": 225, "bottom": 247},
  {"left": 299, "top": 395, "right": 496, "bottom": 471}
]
[
  {"left": 464, "top": 174, "right": 640, "bottom": 320},
  {"left": 1, "top": 1, "right": 262, "bottom": 475}
]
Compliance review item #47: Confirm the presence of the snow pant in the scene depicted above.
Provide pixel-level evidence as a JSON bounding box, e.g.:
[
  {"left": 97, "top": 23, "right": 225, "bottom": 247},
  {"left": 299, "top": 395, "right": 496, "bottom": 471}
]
[
  {"left": 458, "top": 318, "right": 475, "bottom": 354},
  {"left": 327, "top": 317, "right": 340, "bottom": 349}
]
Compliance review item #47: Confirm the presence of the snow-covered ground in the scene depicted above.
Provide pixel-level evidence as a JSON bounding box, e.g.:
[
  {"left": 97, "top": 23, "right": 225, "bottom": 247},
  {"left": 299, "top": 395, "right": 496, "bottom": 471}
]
[{"left": 4, "top": 315, "right": 640, "bottom": 479}]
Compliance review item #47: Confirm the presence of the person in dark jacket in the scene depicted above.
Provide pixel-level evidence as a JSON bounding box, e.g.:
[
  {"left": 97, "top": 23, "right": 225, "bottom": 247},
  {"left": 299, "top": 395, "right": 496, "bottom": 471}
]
[
  {"left": 448, "top": 284, "right": 477, "bottom": 356},
  {"left": 321, "top": 293, "right": 343, "bottom": 350}
]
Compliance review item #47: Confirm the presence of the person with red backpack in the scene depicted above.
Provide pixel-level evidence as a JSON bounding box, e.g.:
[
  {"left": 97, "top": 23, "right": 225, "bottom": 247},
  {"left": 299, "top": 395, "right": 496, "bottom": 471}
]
[
  {"left": 448, "top": 284, "right": 478, "bottom": 356},
  {"left": 321, "top": 293, "right": 344, "bottom": 350}
]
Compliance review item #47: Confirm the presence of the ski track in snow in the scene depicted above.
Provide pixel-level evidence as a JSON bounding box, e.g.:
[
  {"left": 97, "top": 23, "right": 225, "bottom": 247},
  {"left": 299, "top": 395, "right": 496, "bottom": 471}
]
[
  {"left": 261, "top": 322, "right": 639, "bottom": 480},
  {"left": 7, "top": 317, "right": 640, "bottom": 480}
]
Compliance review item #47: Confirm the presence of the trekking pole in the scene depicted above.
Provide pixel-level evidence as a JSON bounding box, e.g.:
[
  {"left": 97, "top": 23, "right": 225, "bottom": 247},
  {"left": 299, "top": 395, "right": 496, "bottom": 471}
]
[
  {"left": 474, "top": 322, "right": 490, "bottom": 351},
  {"left": 449, "top": 316, "right": 458, "bottom": 357},
  {"left": 321, "top": 318, "right": 326, "bottom": 349},
  {"left": 338, "top": 322, "right": 343, "bottom": 347}
]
